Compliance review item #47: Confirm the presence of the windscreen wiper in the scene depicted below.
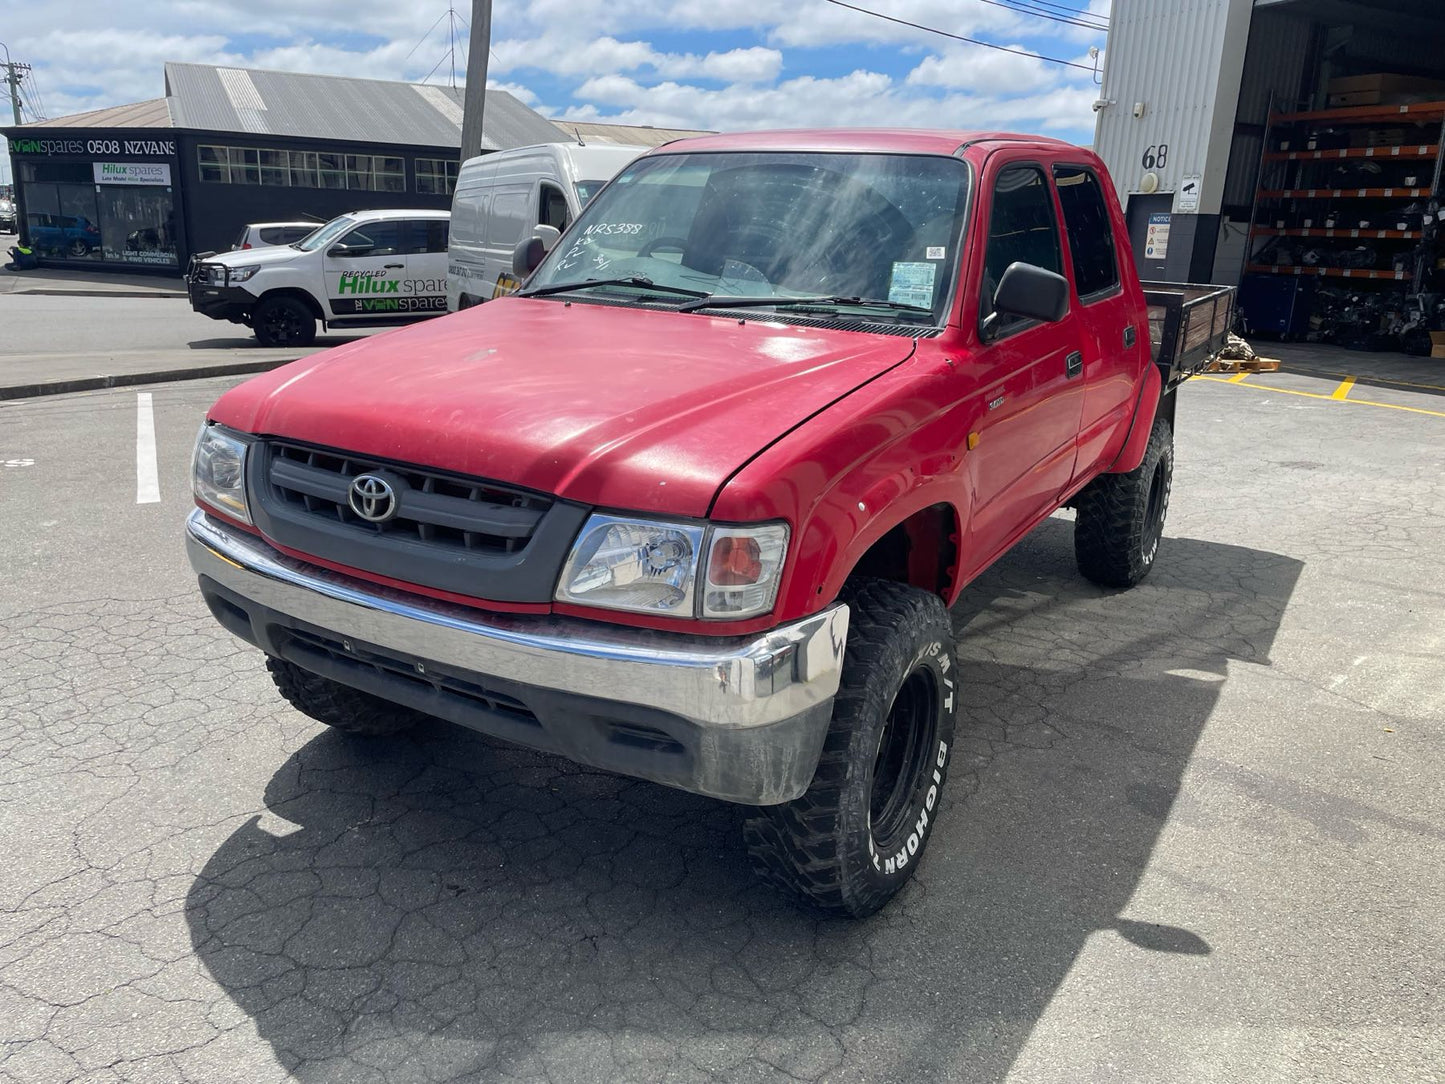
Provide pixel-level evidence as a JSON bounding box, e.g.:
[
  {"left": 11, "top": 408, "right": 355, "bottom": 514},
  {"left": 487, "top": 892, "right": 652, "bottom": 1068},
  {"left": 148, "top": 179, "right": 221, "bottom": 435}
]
[
  {"left": 516, "top": 276, "right": 710, "bottom": 300},
  {"left": 677, "top": 294, "right": 934, "bottom": 316}
]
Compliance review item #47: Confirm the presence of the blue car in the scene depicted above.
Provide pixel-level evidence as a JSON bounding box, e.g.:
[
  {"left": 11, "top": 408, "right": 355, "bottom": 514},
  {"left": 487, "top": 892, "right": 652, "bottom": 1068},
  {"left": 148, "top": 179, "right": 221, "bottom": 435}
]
[{"left": 27, "top": 213, "right": 102, "bottom": 257}]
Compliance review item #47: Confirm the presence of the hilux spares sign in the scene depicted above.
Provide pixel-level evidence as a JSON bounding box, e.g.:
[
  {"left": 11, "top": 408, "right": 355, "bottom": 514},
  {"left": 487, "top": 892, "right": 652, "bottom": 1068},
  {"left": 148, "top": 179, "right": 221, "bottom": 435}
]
[
  {"left": 93, "top": 162, "right": 172, "bottom": 186},
  {"left": 330, "top": 269, "right": 447, "bottom": 314}
]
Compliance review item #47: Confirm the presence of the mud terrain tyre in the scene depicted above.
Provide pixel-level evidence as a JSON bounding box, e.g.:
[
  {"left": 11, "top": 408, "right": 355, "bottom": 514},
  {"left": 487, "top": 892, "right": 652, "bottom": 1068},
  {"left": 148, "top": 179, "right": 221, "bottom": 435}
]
[
  {"left": 743, "top": 579, "right": 959, "bottom": 917},
  {"left": 253, "top": 295, "right": 317, "bottom": 348},
  {"left": 266, "top": 658, "right": 425, "bottom": 736},
  {"left": 1074, "top": 416, "right": 1174, "bottom": 588}
]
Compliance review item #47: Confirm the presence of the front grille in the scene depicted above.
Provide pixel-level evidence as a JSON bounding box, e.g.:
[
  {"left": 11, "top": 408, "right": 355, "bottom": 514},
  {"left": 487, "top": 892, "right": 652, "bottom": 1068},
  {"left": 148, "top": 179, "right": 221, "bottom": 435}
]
[
  {"left": 266, "top": 442, "right": 552, "bottom": 555},
  {"left": 248, "top": 440, "right": 591, "bottom": 604}
]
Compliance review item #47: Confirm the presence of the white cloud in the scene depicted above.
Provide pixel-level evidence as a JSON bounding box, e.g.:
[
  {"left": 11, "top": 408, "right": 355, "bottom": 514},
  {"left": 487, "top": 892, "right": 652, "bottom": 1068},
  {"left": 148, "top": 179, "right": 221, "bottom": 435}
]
[{"left": 0, "top": 0, "right": 1107, "bottom": 187}]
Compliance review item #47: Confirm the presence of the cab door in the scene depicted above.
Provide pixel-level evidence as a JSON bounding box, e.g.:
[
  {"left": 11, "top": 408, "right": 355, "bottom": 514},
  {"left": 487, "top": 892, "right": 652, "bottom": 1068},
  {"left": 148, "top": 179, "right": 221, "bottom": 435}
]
[
  {"left": 963, "top": 160, "right": 1087, "bottom": 565},
  {"left": 322, "top": 219, "right": 407, "bottom": 320},
  {"left": 1052, "top": 163, "right": 1141, "bottom": 482}
]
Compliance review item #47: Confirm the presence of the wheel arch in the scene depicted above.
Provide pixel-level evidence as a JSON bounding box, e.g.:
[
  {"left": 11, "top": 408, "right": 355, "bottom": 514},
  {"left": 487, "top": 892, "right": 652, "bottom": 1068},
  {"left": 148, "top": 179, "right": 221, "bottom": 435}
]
[
  {"left": 255, "top": 286, "right": 325, "bottom": 324},
  {"left": 832, "top": 501, "right": 962, "bottom": 605}
]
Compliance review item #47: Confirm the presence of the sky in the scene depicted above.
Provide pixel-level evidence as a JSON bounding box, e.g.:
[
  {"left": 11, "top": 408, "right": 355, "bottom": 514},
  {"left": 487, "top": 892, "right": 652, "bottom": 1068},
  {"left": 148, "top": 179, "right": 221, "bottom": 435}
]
[{"left": 0, "top": 0, "right": 1111, "bottom": 186}]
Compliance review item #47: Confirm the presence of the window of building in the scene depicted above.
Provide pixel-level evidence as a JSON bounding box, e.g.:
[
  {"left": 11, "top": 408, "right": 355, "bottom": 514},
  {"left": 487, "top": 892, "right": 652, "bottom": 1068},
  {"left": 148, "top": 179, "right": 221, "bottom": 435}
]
[
  {"left": 259, "top": 149, "right": 289, "bottom": 186},
  {"left": 197, "top": 145, "right": 229, "bottom": 183},
  {"left": 1053, "top": 166, "right": 1119, "bottom": 301},
  {"left": 981, "top": 165, "right": 1063, "bottom": 335},
  {"left": 416, "top": 157, "right": 459, "bottom": 196},
  {"left": 198, "top": 145, "right": 404, "bottom": 191}
]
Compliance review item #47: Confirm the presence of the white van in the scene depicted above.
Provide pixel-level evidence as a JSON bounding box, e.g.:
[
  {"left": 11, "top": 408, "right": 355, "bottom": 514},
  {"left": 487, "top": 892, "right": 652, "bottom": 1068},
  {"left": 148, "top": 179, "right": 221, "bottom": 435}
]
[
  {"left": 447, "top": 142, "right": 644, "bottom": 310},
  {"left": 188, "top": 208, "right": 450, "bottom": 347}
]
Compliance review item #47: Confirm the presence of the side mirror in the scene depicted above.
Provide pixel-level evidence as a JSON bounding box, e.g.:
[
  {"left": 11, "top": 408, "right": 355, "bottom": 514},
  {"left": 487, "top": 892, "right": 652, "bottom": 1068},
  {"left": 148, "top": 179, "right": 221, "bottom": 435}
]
[
  {"left": 983, "top": 261, "right": 1070, "bottom": 338},
  {"left": 513, "top": 236, "right": 546, "bottom": 277},
  {"left": 534, "top": 224, "right": 561, "bottom": 252}
]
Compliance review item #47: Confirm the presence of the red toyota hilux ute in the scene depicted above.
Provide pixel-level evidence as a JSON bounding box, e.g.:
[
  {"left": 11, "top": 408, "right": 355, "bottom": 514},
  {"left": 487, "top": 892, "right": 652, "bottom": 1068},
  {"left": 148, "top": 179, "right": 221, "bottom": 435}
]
[{"left": 188, "top": 130, "right": 1233, "bottom": 916}]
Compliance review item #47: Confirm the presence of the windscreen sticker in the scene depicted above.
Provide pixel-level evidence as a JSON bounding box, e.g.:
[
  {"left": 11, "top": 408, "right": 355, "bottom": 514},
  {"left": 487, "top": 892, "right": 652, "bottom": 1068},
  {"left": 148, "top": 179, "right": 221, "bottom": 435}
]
[
  {"left": 926, "top": 246, "right": 946, "bottom": 260},
  {"left": 582, "top": 222, "right": 645, "bottom": 237},
  {"left": 889, "top": 262, "right": 937, "bottom": 307}
]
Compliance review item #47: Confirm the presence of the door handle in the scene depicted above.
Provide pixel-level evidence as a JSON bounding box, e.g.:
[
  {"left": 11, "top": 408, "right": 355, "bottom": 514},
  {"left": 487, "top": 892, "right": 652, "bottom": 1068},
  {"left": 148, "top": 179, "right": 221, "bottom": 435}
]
[
  {"left": 1065, "top": 351, "right": 1084, "bottom": 378},
  {"left": 384, "top": 262, "right": 404, "bottom": 269},
  {"left": 1124, "top": 324, "right": 1137, "bottom": 348}
]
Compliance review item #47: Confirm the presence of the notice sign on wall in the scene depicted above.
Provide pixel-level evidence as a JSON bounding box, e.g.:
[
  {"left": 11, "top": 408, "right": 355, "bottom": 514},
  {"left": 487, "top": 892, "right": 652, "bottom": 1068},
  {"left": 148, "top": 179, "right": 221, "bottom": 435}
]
[
  {"left": 93, "top": 162, "right": 172, "bottom": 186},
  {"left": 1145, "top": 212, "right": 1171, "bottom": 260}
]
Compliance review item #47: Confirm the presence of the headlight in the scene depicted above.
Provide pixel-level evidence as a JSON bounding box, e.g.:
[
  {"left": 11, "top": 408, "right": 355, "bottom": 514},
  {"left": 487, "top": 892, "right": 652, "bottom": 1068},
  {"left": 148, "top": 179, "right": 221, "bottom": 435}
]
[
  {"left": 555, "top": 515, "right": 788, "bottom": 620},
  {"left": 192, "top": 423, "right": 253, "bottom": 524},
  {"left": 226, "top": 264, "right": 261, "bottom": 283}
]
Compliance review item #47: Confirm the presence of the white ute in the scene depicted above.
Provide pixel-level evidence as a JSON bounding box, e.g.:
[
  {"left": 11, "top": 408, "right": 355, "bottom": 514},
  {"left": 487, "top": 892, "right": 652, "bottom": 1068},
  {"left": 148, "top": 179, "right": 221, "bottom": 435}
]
[{"left": 187, "top": 208, "right": 450, "bottom": 347}]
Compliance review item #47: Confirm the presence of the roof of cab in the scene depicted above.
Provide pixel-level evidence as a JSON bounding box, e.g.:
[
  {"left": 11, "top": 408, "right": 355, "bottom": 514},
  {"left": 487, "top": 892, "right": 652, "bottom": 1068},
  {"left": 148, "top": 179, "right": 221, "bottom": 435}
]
[
  {"left": 348, "top": 208, "right": 450, "bottom": 221},
  {"left": 643, "top": 128, "right": 1080, "bottom": 157}
]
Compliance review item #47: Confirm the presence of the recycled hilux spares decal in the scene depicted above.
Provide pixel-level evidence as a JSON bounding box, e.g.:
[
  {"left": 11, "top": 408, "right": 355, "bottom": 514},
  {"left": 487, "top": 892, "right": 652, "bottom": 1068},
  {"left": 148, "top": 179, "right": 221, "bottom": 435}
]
[{"left": 329, "top": 269, "right": 448, "bottom": 315}]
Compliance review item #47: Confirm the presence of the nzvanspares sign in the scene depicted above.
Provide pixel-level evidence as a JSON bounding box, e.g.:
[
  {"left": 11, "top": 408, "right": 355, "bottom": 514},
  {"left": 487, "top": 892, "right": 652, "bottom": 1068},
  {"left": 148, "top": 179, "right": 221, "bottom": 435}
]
[{"left": 93, "top": 162, "right": 172, "bottom": 186}]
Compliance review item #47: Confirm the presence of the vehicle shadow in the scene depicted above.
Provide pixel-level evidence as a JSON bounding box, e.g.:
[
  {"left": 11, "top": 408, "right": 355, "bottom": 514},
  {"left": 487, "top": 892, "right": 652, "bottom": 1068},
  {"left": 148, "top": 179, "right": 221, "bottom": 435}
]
[
  {"left": 185, "top": 516, "right": 1302, "bottom": 1082},
  {"left": 185, "top": 334, "right": 376, "bottom": 350}
]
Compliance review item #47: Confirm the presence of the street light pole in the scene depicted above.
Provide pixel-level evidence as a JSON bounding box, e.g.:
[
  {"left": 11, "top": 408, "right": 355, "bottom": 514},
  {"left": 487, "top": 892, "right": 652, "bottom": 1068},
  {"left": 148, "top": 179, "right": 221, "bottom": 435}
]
[{"left": 458, "top": 0, "right": 492, "bottom": 163}]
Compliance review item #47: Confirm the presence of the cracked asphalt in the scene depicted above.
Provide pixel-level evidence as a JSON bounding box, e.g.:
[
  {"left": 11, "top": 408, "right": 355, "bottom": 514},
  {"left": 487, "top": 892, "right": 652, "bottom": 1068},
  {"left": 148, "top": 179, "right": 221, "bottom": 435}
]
[{"left": 1, "top": 354, "right": 1442, "bottom": 1083}]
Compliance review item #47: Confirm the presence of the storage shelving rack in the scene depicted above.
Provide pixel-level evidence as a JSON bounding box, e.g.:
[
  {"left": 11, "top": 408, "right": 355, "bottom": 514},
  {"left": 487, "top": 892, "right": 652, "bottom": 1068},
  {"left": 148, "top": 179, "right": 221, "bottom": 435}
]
[{"left": 1244, "top": 100, "right": 1445, "bottom": 292}]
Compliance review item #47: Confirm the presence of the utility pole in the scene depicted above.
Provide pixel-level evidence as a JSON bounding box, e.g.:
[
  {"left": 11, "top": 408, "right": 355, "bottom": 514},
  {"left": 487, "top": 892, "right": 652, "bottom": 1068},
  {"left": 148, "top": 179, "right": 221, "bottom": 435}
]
[
  {"left": 1, "top": 42, "right": 32, "bottom": 126},
  {"left": 458, "top": 0, "right": 492, "bottom": 163}
]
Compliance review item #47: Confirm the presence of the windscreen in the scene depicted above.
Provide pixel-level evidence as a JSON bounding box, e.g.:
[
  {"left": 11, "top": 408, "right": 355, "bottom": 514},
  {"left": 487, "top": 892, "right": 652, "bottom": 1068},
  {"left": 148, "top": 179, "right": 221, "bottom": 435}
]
[
  {"left": 293, "top": 215, "right": 356, "bottom": 252},
  {"left": 530, "top": 151, "right": 971, "bottom": 324},
  {"left": 574, "top": 180, "right": 608, "bottom": 205}
]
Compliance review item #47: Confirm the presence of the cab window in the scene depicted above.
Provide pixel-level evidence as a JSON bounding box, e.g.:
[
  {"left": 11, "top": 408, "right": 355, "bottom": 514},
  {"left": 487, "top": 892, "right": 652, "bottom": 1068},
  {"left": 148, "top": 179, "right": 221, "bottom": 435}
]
[
  {"left": 403, "top": 220, "right": 450, "bottom": 254},
  {"left": 540, "top": 183, "right": 570, "bottom": 231},
  {"left": 980, "top": 165, "right": 1063, "bottom": 336},
  {"left": 1053, "top": 165, "right": 1119, "bottom": 301},
  {"left": 332, "top": 221, "right": 403, "bottom": 257}
]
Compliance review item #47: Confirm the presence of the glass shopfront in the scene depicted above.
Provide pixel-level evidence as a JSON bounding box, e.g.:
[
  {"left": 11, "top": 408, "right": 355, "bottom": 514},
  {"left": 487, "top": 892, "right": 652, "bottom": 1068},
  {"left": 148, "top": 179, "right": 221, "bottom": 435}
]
[{"left": 17, "top": 156, "right": 180, "bottom": 268}]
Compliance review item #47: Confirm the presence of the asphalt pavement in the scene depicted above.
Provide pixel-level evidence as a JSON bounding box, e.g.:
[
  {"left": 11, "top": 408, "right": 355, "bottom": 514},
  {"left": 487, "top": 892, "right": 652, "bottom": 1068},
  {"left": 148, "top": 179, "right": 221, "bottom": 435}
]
[
  {"left": 0, "top": 360, "right": 1441, "bottom": 1083},
  {"left": 0, "top": 285, "right": 383, "bottom": 400}
]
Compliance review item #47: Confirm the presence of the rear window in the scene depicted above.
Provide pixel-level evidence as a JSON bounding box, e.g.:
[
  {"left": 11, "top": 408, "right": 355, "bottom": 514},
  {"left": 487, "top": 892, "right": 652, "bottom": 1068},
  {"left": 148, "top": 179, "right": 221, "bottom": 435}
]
[
  {"left": 233, "top": 226, "right": 250, "bottom": 249},
  {"left": 259, "top": 225, "right": 314, "bottom": 245}
]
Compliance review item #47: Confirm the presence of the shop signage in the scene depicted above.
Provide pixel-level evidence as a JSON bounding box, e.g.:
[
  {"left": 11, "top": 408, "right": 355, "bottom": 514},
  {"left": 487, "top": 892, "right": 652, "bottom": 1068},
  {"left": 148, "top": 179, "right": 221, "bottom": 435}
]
[
  {"left": 7, "top": 137, "right": 177, "bottom": 157},
  {"left": 1145, "top": 213, "right": 1171, "bottom": 260},
  {"left": 94, "top": 162, "right": 172, "bottom": 186}
]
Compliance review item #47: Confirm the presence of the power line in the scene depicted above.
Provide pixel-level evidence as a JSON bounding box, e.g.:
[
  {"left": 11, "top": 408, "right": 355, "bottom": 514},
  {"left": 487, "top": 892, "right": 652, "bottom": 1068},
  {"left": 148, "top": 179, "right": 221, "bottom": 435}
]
[
  {"left": 820, "top": 0, "right": 1098, "bottom": 71},
  {"left": 972, "top": 0, "right": 1108, "bottom": 31},
  {"left": 1000, "top": 0, "right": 1108, "bottom": 24}
]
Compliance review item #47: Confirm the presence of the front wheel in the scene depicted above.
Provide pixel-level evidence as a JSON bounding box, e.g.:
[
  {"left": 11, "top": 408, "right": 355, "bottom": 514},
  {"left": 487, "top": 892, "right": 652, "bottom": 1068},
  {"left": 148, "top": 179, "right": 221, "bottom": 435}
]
[
  {"left": 743, "top": 579, "right": 959, "bottom": 917},
  {"left": 67, "top": 239, "right": 91, "bottom": 257},
  {"left": 267, "top": 658, "right": 425, "bottom": 737},
  {"left": 1074, "top": 416, "right": 1174, "bottom": 588},
  {"left": 253, "top": 295, "right": 317, "bottom": 348}
]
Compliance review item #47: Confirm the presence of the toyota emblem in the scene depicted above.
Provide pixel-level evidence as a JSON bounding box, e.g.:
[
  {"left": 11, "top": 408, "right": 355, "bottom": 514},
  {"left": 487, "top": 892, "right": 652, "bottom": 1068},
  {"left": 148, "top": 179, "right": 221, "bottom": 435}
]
[{"left": 348, "top": 474, "right": 398, "bottom": 523}]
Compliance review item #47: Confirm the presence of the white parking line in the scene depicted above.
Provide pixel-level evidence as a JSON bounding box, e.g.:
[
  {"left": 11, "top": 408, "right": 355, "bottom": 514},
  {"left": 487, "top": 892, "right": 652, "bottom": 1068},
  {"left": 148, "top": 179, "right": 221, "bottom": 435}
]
[{"left": 136, "top": 392, "right": 160, "bottom": 504}]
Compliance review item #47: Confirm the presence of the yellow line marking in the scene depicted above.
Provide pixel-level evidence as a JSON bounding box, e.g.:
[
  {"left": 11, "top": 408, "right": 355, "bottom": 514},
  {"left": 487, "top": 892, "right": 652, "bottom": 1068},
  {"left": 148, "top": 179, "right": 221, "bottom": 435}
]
[
  {"left": 1227, "top": 370, "right": 1251, "bottom": 383},
  {"left": 1303, "top": 369, "right": 1445, "bottom": 393},
  {"left": 1197, "top": 374, "right": 1445, "bottom": 418},
  {"left": 1331, "top": 376, "right": 1356, "bottom": 400}
]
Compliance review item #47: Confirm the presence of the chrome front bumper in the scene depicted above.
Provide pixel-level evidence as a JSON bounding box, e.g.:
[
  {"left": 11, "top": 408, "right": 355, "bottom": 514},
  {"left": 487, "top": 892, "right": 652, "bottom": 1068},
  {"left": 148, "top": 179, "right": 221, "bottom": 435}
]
[{"left": 186, "top": 509, "right": 848, "bottom": 803}]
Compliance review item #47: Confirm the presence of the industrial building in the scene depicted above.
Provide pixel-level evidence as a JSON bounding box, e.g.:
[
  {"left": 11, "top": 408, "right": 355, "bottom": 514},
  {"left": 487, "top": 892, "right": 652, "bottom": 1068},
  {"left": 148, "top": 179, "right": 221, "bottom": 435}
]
[{"left": 1095, "top": 0, "right": 1445, "bottom": 351}]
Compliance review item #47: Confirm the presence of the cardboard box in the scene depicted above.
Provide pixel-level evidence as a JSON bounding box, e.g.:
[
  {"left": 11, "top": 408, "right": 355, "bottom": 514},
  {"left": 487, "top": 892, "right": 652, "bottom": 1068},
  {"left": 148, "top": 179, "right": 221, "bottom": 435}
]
[
  {"left": 1326, "top": 73, "right": 1445, "bottom": 107},
  {"left": 1431, "top": 331, "right": 1445, "bottom": 360}
]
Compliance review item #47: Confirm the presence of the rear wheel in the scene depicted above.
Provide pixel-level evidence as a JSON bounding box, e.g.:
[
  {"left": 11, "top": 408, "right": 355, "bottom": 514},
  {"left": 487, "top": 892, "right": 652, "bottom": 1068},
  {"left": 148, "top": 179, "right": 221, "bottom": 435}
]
[
  {"left": 1074, "top": 417, "right": 1174, "bottom": 588},
  {"left": 253, "top": 295, "right": 317, "bottom": 348},
  {"left": 267, "top": 658, "right": 425, "bottom": 736},
  {"left": 743, "top": 579, "right": 958, "bottom": 917}
]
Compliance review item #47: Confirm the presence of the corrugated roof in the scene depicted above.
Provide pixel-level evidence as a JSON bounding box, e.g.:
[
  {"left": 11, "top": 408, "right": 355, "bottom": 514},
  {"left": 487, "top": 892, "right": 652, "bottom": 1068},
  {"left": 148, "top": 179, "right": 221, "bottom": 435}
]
[
  {"left": 13, "top": 98, "right": 173, "bottom": 130},
  {"left": 163, "top": 62, "right": 563, "bottom": 150},
  {"left": 550, "top": 120, "right": 714, "bottom": 148}
]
